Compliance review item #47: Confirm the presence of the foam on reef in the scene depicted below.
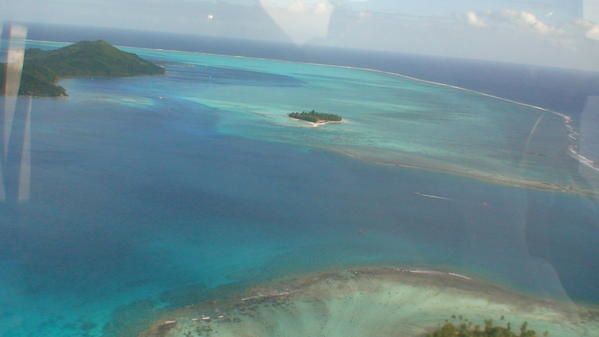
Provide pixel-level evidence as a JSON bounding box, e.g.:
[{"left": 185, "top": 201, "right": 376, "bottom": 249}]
[{"left": 140, "top": 268, "right": 599, "bottom": 337}]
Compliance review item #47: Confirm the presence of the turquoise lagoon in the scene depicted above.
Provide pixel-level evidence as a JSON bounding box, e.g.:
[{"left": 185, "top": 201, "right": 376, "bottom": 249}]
[{"left": 0, "top": 40, "right": 598, "bottom": 337}]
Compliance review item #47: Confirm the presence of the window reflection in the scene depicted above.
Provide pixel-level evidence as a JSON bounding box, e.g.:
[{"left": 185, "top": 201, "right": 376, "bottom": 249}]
[{"left": 0, "top": 2, "right": 598, "bottom": 337}]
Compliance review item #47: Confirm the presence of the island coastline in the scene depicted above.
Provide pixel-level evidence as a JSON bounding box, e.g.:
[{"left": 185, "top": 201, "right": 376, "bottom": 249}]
[{"left": 0, "top": 40, "right": 164, "bottom": 97}]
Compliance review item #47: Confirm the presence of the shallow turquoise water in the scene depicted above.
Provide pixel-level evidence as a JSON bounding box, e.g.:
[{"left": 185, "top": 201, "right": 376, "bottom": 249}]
[
  {"left": 0, "top": 40, "right": 597, "bottom": 337},
  {"left": 155, "top": 269, "right": 599, "bottom": 337}
]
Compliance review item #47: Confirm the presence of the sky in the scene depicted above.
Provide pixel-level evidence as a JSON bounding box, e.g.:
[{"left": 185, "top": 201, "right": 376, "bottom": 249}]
[{"left": 1, "top": 0, "right": 599, "bottom": 70}]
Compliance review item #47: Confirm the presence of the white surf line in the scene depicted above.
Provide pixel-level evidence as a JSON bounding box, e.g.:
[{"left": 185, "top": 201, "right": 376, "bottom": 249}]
[
  {"left": 563, "top": 116, "right": 599, "bottom": 173},
  {"left": 414, "top": 192, "right": 452, "bottom": 201},
  {"left": 448, "top": 272, "right": 473, "bottom": 281},
  {"left": 407, "top": 269, "right": 444, "bottom": 275},
  {"left": 402, "top": 268, "right": 473, "bottom": 281},
  {"left": 241, "top": 291, "right": 293, "bottom": 302},
  {"left": 25, "top": 39, "right": 599, "bottom": 174}
]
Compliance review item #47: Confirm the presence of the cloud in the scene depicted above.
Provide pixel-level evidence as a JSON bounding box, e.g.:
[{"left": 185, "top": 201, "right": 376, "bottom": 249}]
[
  {"left": 314, "top": 1, "right": 332, "bottom": 15},
  {"left": 259, "top": 0, "right": 335, "bottom": 44},
  {"left": 466, "top": 11, "right": 486, "bottom": 27},
  {"left": 287, "top": 1, "right": 307, "bottom": 13},
  {"left": 587, "top": 25, "right": 599, "bottom": 40},
  {"left": 501, "top": 10, "right": 556, "bottom": 34},
  {"left": 577, "top": 20, "right": 599, "bottom": 41},
  {"left": 270, "top": 0, "right": 332, "bottom": 16},
  {"left": 466, "top": 9, "right": 558, "bottom": 35}
]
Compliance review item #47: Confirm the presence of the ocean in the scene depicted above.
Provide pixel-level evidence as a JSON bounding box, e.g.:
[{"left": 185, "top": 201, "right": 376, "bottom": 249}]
[{"left": 0, "top": 33, "right": 598, "bottom": 337}]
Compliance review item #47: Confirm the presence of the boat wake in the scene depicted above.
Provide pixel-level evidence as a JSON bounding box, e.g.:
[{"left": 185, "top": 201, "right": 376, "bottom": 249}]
[{"left": 414, "top": 192, "right": 452, "bottom": 201}]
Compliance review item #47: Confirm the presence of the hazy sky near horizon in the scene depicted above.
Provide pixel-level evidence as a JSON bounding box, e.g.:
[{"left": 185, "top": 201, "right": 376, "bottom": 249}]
[{"left": 1, "top": 0, "right": 599, "bottom": 70}]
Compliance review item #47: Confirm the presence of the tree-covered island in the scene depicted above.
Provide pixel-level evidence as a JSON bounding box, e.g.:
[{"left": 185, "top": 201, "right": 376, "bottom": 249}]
[
  {"left": 426, "top": 317, "right": 547, "bottom": 337},
  {"left": 289, "top": 109, "right": 342, "bottom": 124},
  {"left": 0, "top": 40, "right": 165, "bottom": 97}
]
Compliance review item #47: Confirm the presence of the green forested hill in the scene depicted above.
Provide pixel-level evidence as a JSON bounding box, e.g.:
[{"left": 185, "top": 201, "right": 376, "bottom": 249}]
[{"left": 1, "top": 40, "right": 164, "bottom": 97}]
